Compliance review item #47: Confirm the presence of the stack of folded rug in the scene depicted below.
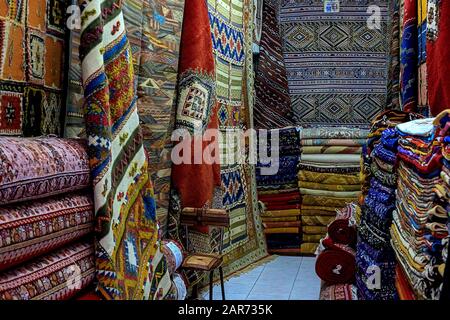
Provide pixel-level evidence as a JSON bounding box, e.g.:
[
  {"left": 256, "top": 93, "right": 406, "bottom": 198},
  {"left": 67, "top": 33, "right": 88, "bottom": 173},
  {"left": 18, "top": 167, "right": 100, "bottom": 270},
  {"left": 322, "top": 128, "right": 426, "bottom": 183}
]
[
  {"left": 316, "top": 203, "right": 358, "bottom": 300},
  {"left": 361, "top": 111, "right": 423, "bottom": 200},
  {"left": 257, "top": 127, "right": 302, "bottom": 254},
  {"left": 357, "top": 127, "right": 400, "bottom": 300},
  {"left": 298, "top": 127, "right": 366, "bottom": 254},
  {"left": 420, "top": 111, "right": 450, "bottom": 300},
  {"left": 390, "top": 115, "right": 448, "bottom": 300},
  {"left": 439, "top": 110, "right": 450, "bottom": 300},
  {"left": 0, "top": 137, "right": 96, "bottom": 300},
  {"left": 357, "top": 110, "right": 423, "bottom": 300}
]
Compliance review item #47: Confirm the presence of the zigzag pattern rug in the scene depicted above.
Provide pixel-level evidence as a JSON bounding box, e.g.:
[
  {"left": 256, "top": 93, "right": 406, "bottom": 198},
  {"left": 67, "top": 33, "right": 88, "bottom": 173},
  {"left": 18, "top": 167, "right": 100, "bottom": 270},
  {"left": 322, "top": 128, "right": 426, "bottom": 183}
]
[{"left": 280, "top": 0, "right": 391, "bottom": 127}]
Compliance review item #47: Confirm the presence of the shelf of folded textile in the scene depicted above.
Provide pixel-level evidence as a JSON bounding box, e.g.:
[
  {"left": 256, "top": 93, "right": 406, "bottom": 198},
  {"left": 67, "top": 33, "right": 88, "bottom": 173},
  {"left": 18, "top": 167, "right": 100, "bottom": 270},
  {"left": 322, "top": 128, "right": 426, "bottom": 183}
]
[
  {"left": 298, "top": 127, "right": 367, "bottom": 254},
  {"left": 256, "top": 127, "right": 302, "bottom": 254},
  {"left": 315, "top": 203, "right": 358, "bottom": 300},
  {"left": 390, "top": 115, "right": 449, "bottom": 300}
]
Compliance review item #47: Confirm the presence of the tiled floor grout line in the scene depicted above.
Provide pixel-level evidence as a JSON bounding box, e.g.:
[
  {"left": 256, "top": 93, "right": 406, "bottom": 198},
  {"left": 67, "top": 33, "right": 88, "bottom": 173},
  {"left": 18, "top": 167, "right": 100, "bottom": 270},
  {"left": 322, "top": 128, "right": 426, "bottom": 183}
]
[
  {"left": 246, "top": 263, "right": 267, "bottom": 299},
  {"left": 288, "top": 257, "right": 304, "bottom": 300}
]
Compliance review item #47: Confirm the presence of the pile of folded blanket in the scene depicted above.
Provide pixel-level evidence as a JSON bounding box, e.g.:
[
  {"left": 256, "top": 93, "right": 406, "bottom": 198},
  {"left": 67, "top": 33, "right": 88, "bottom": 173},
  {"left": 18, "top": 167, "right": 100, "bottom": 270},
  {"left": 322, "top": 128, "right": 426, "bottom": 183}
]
[
  {"left": 356, "top": 110, "right": 422, "bottom": 300},
  {"left": 0, "top": 137, "right": 95, "bottom": 300},
  {"left": 439, "top": 110, "right": 450, "bottom": 300},
  {"left": 298, "top": 127, "right": 366, "bottom": 254},
  {"left": 316, "top": 203, "right": 358, "bottom": 300},
  {"left": 419, "top": 111, "right": 450, "bottom": 300},
  {"left": 357, "top": 128, "right": 400, "bottom": 300},
  {"left": 257, "top": 127, "right": 302, "bottom": 254},
  {"left": 390, "top": 114, "right": 448, "bottom": 300}
]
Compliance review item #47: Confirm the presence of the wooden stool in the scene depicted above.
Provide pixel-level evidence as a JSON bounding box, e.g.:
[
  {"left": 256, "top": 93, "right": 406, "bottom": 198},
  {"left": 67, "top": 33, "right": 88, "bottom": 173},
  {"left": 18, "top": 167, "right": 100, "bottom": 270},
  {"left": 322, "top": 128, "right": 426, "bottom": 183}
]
[{"left": 180, "top": 208, "right": 230, "bottom": 300}]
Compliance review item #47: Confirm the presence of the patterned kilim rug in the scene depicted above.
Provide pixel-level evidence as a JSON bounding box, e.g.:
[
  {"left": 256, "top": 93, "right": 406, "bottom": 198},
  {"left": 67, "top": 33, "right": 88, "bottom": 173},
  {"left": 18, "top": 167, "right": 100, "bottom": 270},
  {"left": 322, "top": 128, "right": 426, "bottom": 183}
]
[
  {"left": 79, "top": 0, "right": 172, "bottom": 300},
  {"left": 254, "top": 0, "right": 294, "bottom": 129},
  {"left": 64, "top": 0, "right": 184, "bottom": 234},
  {"left": 207, "top": 0, "right": 268, "bottom": 282},
  {"left": 279, "top": 0, "right": 391, "bottom": 127},
  {"left": 400, "top": 0, "right": 418, "bottom": 112},
  {"left": 136, "top": 0, "right": 185, "bottom": 236}
]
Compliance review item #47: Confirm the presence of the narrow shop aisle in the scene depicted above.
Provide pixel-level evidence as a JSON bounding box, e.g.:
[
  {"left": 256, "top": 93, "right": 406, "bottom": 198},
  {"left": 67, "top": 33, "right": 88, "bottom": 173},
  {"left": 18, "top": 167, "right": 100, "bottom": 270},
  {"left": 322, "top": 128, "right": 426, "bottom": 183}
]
[{"left": 203, "top": 256, "right": 321, "bottom": 300}]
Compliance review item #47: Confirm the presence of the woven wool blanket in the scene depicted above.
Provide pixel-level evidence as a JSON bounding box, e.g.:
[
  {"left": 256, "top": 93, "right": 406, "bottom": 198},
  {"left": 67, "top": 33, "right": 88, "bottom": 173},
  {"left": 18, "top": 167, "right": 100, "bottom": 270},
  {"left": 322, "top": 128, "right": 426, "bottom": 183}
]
[{"left": 79, "top": 0, "right": 171, "bottom": 300}]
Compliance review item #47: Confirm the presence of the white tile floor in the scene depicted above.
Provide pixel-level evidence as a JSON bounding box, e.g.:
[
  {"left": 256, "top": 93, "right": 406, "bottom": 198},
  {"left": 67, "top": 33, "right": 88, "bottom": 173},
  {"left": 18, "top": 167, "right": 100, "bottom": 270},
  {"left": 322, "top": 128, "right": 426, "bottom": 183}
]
[{"left": 202, "top": 256, "right": 321, "bottom": 300}]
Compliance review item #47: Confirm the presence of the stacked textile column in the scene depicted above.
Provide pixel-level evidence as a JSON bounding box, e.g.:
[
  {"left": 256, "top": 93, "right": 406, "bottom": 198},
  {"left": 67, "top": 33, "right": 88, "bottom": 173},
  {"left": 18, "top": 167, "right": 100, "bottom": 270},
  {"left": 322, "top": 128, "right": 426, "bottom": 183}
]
[
  {"left": 297, "top": 127, "right": 367, "bottom": 255},
  {"left": 257, "top": 127, "right": 302, "bottom": 254},
  {"left": 0, "top": 138, "right": 96, "bottom": 300},
  {"left": 357, "top": 128, "right": 399, "bottom": 300},
  {"left": 439, "top": 110, "right": 450, "bottom": 300},
  {"left": 356, "top": 110, "right": 422, "bottom": 300},
  {"left": 390, "top": 115, "right": 448, "bottom": 299}
]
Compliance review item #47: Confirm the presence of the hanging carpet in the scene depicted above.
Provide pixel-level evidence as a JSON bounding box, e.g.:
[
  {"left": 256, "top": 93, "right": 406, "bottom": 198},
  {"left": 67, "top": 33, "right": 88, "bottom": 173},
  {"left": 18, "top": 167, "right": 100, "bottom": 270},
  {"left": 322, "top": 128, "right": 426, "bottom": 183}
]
[{"left": 279, "top": 0, "right": 391, "bottom": 126}]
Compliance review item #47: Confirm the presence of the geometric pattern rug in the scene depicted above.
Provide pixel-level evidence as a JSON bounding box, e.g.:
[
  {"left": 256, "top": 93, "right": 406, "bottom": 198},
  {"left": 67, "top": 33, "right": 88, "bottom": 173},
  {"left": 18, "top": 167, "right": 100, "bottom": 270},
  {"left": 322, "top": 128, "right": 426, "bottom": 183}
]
[
  {"left": 280, "top": 0, "right": 391, "bottom": 127},
  {"left": 206, "top": 0, "right": 268, "bottom": 283},
  {"left": 64, "top": 0, "right": 185, "bottom": 235}
]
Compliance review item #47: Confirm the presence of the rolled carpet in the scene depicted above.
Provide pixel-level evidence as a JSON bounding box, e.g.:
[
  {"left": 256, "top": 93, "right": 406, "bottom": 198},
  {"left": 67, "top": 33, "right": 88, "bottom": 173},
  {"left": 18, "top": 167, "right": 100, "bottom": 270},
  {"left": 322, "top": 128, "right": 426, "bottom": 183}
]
[
  {"left": 0, "top": 193, "right": 94, "bottom": 272},
  {"left": 328, "top": 218, "right": 357, "bottom": 246},
  {"left": 315, "top": 239, "right": 356, "bottom": 284},
  {"left": 320, "top": 283, "right": 358, "bottom": 300},
  {"left": 0, "top": 239, "right": 95, "bottom": 300},
  {"left": 0, "top": 138, "right": 90, "bottom": 205}
]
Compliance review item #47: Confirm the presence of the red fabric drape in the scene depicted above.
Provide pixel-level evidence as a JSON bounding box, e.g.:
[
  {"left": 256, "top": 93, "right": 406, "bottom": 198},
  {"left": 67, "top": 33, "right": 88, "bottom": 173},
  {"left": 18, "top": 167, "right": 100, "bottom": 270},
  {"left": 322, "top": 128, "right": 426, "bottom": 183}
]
[
  {"left": 427, "top": 0, "right": 450, "bottom": 116},
  {"left": 171, "top": 0, "right": 221, "bottom": 209}
]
